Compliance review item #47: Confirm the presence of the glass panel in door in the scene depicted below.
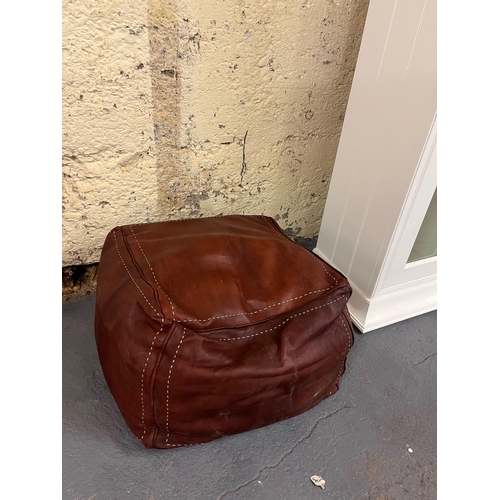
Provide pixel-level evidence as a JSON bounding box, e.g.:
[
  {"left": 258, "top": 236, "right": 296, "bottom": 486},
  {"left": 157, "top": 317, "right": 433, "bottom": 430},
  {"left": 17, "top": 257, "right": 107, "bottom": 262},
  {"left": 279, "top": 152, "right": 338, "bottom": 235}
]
[{"left": 407, "top": 188, "right": 437, "bottom": 263}]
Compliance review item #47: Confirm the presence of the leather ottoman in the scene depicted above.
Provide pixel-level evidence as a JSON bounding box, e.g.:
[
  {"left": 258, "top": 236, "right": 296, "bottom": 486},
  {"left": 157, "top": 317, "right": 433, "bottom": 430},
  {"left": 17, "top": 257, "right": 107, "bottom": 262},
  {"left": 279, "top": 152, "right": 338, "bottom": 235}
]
[{"left": 95, "top": 215, "right": 354, "bottom": 449}]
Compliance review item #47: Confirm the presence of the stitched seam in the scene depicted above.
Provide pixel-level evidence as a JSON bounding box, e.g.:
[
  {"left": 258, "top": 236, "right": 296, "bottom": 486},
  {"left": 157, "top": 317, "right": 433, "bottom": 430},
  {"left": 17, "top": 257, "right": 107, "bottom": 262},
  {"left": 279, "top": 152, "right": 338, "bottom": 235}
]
[
  {"left": 165, "top": 327, "right": 186, "bottom": 445},
  {"left": 163, "top": 307, "right": 351, "bottom": 448},
  {"left": 113, "top": 230, "right": 165, "bottom": 443},
  {"left": 181, "top": 286, "right": 335, "bottom": 322},
  {"left": 113, "top": 230, "right": 161, "bottom": 318},
  {"left": 166, "top": 441, "right": 201, "bottom": 448},
  {"left": 340, "top": 314, "right": 352, "bottom": 353},
  {"left": 130, "top": 225, "right": 176, "bottom": 321},
  {"left": 260, "top": 216, "right": 338, "bottom": 284},
  {"left": 165, "top": 443, "right": 200, "bottom": 448},
  {"left": 335, "top": 314, "right": 352, "bottom": 385},
  {"left": 214, "top": 295, "right": 346, "bottom": 341},
  {"left": 139, "top": 319, "right": 164, "bottom": 442},
  {"left": 125, "top": 216, "right": 338, "bottom": 323}
]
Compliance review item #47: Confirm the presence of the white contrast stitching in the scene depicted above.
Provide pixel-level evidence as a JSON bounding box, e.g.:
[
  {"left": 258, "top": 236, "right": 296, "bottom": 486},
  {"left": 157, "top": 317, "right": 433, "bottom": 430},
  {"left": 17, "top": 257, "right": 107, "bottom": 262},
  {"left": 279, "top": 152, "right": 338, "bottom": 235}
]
[
  {"left": 139, "top": 319, "right": 164, "bottom": 442},
  {"left": 161, "top": 307, "right": 352, "bottom": 448},
  {"left": 165, "top": 443, "right": 200, "bottom": 448},
  {"left": 129, "top": 225, "right": 176, "bottom": 321},
  {"left": 113, "top": 230, "right": 161, "bottom": 318},
  {"left": 166, "top": 327, "right": 186, "bottom": 445},
  {"left": 126, "top": 216, "right": 339, "bottom": 323},
  {"left": 113, "top": 230, "right": 166, "bottom": 443},
  {"left": 113, "top": 221, "right": 347, "bottom": 443},
  {"left": 335, "top": 313, "right": 352, "bottom": 385},
  {"left": 340, "top": 314, "right": 352, "bottom": 353},
  {"left": 181, "top": 286, "right": 335, "bottom": 322},
  {"left": 214, "top": 295, "right": 346, "bottom": 341}
]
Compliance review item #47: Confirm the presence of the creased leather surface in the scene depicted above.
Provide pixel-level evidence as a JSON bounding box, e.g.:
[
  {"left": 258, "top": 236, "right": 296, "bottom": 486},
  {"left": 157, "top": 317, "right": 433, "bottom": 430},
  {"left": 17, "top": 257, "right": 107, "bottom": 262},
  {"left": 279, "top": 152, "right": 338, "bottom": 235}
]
[{"left": 95, "top": 215, "right": 354, "bottom": 449}]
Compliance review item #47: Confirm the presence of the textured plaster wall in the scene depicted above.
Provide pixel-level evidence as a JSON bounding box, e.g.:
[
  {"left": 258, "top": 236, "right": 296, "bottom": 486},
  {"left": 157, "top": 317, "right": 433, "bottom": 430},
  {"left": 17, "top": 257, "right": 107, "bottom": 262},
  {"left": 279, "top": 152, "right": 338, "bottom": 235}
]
[{"left": 62, "top": 0, "right": 369, "bottom": 266}]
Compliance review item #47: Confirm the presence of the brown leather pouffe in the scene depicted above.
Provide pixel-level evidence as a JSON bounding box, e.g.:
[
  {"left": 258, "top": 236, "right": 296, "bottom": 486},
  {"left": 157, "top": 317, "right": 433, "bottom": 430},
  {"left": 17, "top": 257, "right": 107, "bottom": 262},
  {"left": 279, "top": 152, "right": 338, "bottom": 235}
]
[{"left": 95, "top": 215, "right": 354, "bottom": 449}]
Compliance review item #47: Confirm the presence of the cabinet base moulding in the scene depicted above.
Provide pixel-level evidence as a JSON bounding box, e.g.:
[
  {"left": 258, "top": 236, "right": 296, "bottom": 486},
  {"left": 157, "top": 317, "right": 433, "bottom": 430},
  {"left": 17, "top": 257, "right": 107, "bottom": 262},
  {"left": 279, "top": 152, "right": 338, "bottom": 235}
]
[{"left": 313, "top": 248, "right": 436, "bottom": 333}]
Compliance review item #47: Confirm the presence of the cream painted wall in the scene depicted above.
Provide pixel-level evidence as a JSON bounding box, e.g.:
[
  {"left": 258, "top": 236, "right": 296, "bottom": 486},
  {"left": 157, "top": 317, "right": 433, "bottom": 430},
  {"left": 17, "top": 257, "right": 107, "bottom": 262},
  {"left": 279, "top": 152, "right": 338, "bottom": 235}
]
[{"left": 62, "top": 0, "right": 369, "bottom": 266}]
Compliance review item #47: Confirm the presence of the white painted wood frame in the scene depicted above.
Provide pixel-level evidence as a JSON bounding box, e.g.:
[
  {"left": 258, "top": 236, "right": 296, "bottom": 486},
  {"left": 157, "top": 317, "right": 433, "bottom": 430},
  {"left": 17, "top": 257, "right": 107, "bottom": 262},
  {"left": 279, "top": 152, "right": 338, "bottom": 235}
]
[{"left": 314, "top": 0, "right": 437, "bottom": 333}]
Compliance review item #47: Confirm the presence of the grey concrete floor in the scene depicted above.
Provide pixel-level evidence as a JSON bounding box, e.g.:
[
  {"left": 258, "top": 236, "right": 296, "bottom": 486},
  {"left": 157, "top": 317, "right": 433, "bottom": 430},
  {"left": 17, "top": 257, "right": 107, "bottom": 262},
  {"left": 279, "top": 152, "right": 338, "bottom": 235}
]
[{"left": 63, "top": 294, "right": 436, "bottom": 500}]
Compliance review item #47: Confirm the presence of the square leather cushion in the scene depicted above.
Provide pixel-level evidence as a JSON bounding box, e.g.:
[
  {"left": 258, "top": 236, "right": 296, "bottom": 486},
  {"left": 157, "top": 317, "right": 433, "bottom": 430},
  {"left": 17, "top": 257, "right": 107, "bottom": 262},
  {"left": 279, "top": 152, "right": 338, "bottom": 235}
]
[{"left": 95, "top": 215, "right": 354, "bottom": 449}]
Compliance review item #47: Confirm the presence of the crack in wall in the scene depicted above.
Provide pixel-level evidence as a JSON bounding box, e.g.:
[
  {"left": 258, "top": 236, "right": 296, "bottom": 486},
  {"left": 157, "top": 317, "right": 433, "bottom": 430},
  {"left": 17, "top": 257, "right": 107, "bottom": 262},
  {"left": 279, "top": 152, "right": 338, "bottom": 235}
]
[
  {"left": 239, "top": 130, "right": 249, "bottom": 184},
  {"left": 216, "top": 404, "right": 351, "bottom": 500}
]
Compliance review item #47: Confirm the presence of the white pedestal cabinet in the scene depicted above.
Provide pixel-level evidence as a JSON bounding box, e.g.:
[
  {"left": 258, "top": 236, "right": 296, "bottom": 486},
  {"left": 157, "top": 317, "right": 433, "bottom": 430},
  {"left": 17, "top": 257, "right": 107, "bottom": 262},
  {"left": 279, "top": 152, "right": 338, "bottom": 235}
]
[{"left": 314, "top": 0, "right": 437, "bottom": 333}]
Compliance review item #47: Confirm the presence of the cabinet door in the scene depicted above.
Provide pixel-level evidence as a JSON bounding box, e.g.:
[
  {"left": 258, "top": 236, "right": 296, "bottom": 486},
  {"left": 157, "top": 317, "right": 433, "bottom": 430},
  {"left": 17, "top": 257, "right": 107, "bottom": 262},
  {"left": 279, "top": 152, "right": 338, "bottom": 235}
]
[
  {"left": 314, "top": 0, "right": 437, "bottom": 332},
  {"left": 381, "top": 115, "right": 437, "bottom": 291}
]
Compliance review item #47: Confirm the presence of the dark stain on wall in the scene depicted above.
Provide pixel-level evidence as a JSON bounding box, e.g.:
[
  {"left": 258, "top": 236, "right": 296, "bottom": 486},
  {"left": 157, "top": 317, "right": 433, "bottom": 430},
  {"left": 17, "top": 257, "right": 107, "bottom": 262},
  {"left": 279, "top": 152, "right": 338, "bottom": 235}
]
[
  {"left": 147, "top": 3, "right": 186, "bottom": 214},
  {"left": 62, "top": 264, "right": 99, "bottom": 299}
]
